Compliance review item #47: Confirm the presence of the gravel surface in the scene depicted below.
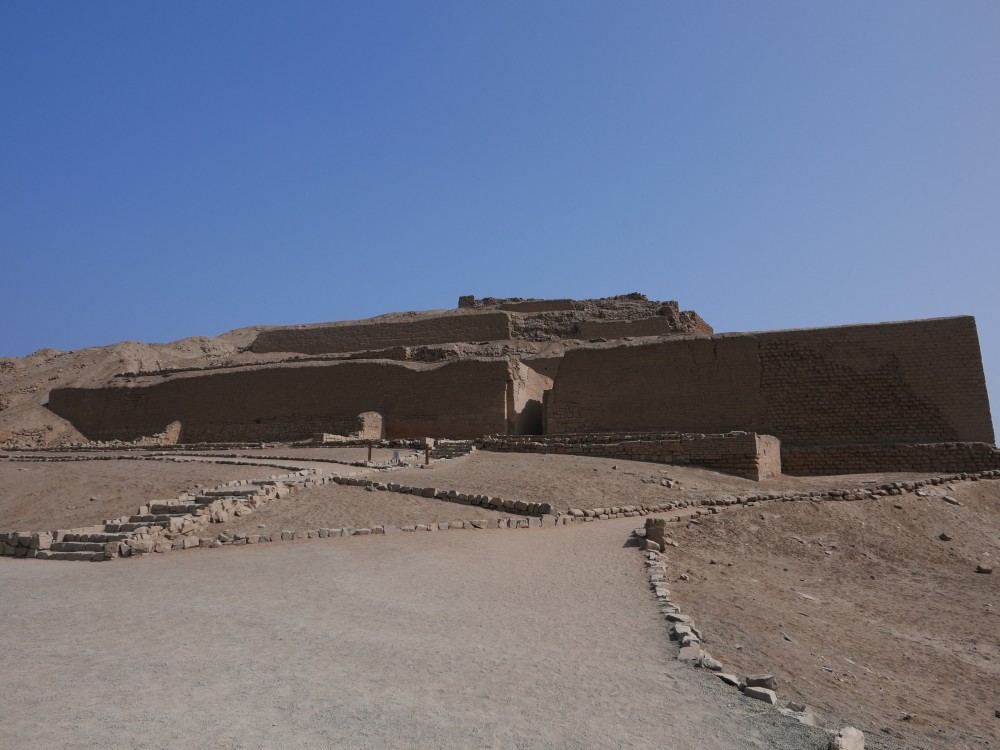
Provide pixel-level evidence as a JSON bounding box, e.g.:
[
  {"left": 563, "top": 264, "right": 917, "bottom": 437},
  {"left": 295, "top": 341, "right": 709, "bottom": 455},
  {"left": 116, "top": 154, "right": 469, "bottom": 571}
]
[{"left": 0, "top": 518, "right": 890, "bottom": 750}]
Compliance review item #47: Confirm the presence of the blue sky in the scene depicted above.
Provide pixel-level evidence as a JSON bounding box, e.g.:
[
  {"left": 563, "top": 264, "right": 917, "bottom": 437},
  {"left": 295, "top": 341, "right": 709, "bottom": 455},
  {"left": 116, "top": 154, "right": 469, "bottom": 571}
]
[{"left": 2, "top": 2, "right": 998, "bottom": 414}]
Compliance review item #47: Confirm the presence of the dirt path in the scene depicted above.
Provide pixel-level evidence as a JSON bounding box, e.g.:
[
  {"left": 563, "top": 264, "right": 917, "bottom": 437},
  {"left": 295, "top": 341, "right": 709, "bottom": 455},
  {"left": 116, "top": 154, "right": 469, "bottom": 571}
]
[{"left": 0, "top": 519, "right": 872, "bottom": 749}]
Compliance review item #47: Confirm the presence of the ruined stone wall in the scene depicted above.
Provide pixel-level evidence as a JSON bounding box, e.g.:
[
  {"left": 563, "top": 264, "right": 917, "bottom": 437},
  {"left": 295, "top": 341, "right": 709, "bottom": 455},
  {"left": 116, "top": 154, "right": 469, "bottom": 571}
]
[
  {"left": 545, "top": 317, "right": 994, "bottom": 450},
  {"left": 507, "top": 362, "right": 551, "bottom": 435},
  {"left": 575, "top": 315, "right": 712, "bottom": 340},
  {"left": 251, "top": 312, "right": 512, "bottom": 354},
  {"left": 782, "top": 442, "right": 1000, "bottom": 476},
  {"left": 480, "top": 432, "right": 780, "bottom": 480},
  {"left": 756, "top": 318, "right": 992, "bottom": 445},
  {"left": 48, "top": 359, "right": 512, "bottom": 442},
  {"left": 546, "top": 335, "right": 765, "bottom": 435}
]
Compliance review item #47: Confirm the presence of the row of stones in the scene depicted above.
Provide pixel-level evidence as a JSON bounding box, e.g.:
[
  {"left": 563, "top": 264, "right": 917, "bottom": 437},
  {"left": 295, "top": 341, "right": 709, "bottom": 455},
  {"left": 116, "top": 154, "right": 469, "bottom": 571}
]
[
  {"left": 566, "top": 468, "right": 1000, "bottom": 525},
  {"left": 0, "top": 453, "right": 316, "bottom": 473},
  {"left": 639, "top": 542, "right": 865, "bottom": 750},
  {"left": 329, "top": 474, "right": 553, "bottom": 516},
  {"left": 196, "top": 513, "right": 581, "bottom": 549},
  {"left": 0, "top": 463, "right": 320, "bottom": 561},
  {"left": 634, "top": 469, "right": 1000, "bottom": 749},
  {"left": 480, "top": 430, "right": 752, "bottom": 446},
  {"left": 1, "top": 451, "right": 566, "bottom": 561}
]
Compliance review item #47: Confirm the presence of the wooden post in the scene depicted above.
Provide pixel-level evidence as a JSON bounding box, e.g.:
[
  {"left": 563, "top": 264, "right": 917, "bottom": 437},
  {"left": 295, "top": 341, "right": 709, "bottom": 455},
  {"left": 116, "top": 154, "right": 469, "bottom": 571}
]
[
  {"left": 367, "top": 441, "right": 372, "bottom": 462},
  {"left": 424, "top": 446, "right": 430, "bottom": 465}
]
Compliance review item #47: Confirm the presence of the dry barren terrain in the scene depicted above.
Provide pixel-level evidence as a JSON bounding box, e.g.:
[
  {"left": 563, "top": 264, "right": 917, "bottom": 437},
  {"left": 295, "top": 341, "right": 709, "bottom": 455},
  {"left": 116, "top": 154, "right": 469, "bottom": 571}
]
[{"left": 1, "top": 449, "right": 995, "bottom": 749}]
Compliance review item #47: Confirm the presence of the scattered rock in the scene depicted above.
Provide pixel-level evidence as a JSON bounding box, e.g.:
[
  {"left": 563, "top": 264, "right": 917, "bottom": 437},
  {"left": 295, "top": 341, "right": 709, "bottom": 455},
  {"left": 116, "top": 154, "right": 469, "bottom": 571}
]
[
  {"left": 938, "top": 532, "right": 952, "bottom": 541},
  {"left": 745, "top": 674, "right": 776, "bottom": 690},
  {"left": 976, "top": 565, "right": 993, "bottom": 574},
  {"left": 744, "top": 686, "right": 778, "bottom": 705},
  {"left": 677, "top": 644, "right": 702, "bottom": 661},
  {"left": 699, "top": 653, "right": 723, "bottom": 671},
  {"left": 943, "top": 496, "right": 962, "bottom": 506},
  {"left": 716, "top": 673, "right": 740, "bottom": 687},
  {"left": 830, "top": 726, "right": 865, "bottom": 750}
]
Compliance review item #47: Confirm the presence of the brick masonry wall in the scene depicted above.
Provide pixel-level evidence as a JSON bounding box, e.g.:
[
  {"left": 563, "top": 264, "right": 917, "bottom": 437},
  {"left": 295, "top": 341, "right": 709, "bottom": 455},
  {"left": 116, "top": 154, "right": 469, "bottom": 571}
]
[
  {"left": 546, "top": 334, "right": 765, "bottom": 435},
  {"left": 48, "top": 359, "right": 512, "bottom": 442},
  {"left": 782, "top": 441, "right": 1000, "bottom": 476},
  {"left": 545, "top": 317, "right": 994, "bottom": 473},
  {"left": 756, "top": 317, "right": 993, "bottom": 445},
  {"left": 251, "top": 312, "right": 512, "bottom": 354},
  {"left": 480, "top": 432, "right": 780, "bottom": 481},
  {"left": 546, "top": 317, "right": 995, "bottom": 451},
  {"left": 575, "top": 316, "right": 706, "bottom": 340}
]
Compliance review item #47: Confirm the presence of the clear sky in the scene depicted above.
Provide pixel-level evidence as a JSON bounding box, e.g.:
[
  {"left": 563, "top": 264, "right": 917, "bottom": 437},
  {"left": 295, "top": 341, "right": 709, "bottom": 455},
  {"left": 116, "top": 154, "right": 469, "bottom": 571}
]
[{"left": 2, "top": 2, "right": 998, "bottom": 414}]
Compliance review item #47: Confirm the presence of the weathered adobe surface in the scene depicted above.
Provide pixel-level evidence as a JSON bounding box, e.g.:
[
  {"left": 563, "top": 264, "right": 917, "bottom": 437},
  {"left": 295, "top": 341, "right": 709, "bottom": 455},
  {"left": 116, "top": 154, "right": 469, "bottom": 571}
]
[
  {"left": 3, "top": 293, "right": 709, "bottom": 448},
  {"left": 545, "top": 316, "right": 995, "bottom": 449},
  {"left": 47, "top": 358, "right": 520, "bottom": 443},
  {"left": 4, "top": 298, "right": 997, "bottom": 482},
  {"left": 251, "top": 293, "right": 712, "bottom": 354}
]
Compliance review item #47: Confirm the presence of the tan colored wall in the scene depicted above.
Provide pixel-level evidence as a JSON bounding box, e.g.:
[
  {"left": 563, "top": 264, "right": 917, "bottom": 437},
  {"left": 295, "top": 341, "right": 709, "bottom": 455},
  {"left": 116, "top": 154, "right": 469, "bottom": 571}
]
[
  {"left": 546, "top": 334, "right": 765, "bottom": 435},
  {"left": 507, "top": 362, "right": 551, "bottom": 435},
  {"left": 481, "top": 431, "right": 780, "bottom": 480},
  {"left": 251, "top": 312, "right": 512, "bottom": 354},
  {"left": 546, "top": 317, "right": 995, "bottom": 447},
  {"left": 575, "top": 316, "right": 710, "bottom": 340},
  {"left": 48, "top": 359, "right": 511, "bottom": 442},
  {"left": 782, "top": 442, "right": 1000, "bottom": 476}
]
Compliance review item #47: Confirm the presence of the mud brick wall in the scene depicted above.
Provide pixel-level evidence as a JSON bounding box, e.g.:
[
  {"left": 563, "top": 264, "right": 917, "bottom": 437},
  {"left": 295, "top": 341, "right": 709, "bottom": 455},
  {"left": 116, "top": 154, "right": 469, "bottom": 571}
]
[
  {"left": 576, "top": 316, "right": 672, "bottom": 339},
  {"left": 756, "top": 317, "right": 993, "bottom": 445},
  {"left": 546, "top": 317, "right": 994, "bottom": 448},
  {"left": 251, "top": 312, "right": 512, "bottom": 354},
  {"left": 481, "top": 432, "right": 781, "bottom": 481},
  {"left": 782, "top": 442, "right": 1000, "bottom": 476},
  {"left": 546, "top": 334, "right": 765, "bottom": 435},
  {"left": 48, "top": 359, "right": 512, "bottom": 442}
]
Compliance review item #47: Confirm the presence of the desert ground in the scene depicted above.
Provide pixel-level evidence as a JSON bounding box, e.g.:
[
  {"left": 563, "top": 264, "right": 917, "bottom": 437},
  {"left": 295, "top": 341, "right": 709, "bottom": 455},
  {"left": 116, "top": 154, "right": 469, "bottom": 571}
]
[{"left": 2, "top": 447, "right": 996, "bottom": 749}]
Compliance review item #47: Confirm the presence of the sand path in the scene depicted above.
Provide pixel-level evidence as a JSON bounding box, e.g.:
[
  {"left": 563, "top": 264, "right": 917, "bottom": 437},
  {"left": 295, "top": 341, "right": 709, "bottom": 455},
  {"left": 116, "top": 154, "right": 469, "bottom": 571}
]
[{"left": 0, "top": 519, "right": 844, "bottom": 749}]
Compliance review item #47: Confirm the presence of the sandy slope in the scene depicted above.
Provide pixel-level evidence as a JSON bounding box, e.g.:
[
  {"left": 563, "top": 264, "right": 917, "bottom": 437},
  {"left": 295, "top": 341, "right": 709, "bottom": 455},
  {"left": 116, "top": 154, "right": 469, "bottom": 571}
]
[{"left": 664, "top": 479, "right": 1000, "bottom": 750}]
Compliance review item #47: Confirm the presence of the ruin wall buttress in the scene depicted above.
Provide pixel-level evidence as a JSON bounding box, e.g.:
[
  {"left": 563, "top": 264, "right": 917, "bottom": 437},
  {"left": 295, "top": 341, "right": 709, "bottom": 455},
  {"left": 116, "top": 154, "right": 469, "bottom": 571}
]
[
  {"left": 251, "top": 312, "right": 512, "bottom": 354},
  {"left": 48, "top": 359, "right": 512, "bottom": 442},
  {"left": 545, "top": 316, "right": 994, "bottom": 447}
]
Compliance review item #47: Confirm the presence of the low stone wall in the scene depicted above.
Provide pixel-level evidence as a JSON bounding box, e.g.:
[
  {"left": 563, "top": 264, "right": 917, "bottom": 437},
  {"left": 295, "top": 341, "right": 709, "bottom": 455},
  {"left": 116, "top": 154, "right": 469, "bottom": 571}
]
[
  {"left": 478, "top": 431, "right": 781, "bottom": 481},
  {"left": 782, "top": 441, "right": 1000, "bottom": 476}
]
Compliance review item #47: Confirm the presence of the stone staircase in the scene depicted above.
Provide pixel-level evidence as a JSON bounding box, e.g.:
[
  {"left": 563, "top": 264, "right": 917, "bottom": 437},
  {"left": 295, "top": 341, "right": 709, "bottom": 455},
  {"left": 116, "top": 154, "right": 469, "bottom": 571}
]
[{"left": 2, "top": 469, "right": 314, "bottom": 561}]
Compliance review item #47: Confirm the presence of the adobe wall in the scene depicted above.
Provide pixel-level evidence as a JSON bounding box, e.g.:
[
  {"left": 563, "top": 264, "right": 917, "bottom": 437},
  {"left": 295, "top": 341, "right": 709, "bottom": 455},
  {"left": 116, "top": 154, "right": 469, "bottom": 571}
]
[
  {"left": 782, "top": 442, "right": 1000, "bottom": 476},
  {"left": 507, "top": 362, "right": 551, "bottom": 435},
  {"left": 48, "top": 359, "right": 512, "bottom": 442},
  {"left": 546, "top": 317, "right": 995, "bottom": 447},
  {"left": 480, "top": 432, "right": 781, "bottom": 481},
  {"left": 546, "top": 334, "right": 765, "bottom": 435},
  {"left": 575, "top": 315, "right": 712, "bottom": 340},
  {"left": 251, "top": 312, "right": 512, "bottom": 354}
]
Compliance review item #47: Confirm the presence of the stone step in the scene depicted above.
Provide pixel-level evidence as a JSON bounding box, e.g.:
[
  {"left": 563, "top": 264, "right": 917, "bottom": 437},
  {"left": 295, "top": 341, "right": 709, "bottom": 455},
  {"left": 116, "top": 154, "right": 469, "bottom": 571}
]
[
  {"left": 202, "top": 488, "right": 259, "bottom": 497},
  {"left": 128, "top": 514, "right": 190, "bottom": 523},
  {"left": 51, "top": 541, "right": 107, "bottom": 552},
  {"left": 149, "top": 503, "right": 201, "bottom": 514},
  {"left": 62, "top": 532, "right": 133, "bottom": 543},
  {"left": 105, "top": 521, "right": 168, "bottom": 532},
  {"left": 34, "top": 550, "right": 106, "bottom": 562}
]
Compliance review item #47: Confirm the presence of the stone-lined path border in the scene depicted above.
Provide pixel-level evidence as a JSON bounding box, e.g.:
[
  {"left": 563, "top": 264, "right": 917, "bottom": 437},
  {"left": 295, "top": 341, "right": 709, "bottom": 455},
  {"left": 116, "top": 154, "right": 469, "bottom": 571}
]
[
  {"left": 0, "top": 450, "right": 570, "bottom": 562},
  {"left": 631, "top": 468, "right": 1000, "bottom": 749},
  {"left": 5, "top": 452, "right": 998, "bottom": 565}
]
